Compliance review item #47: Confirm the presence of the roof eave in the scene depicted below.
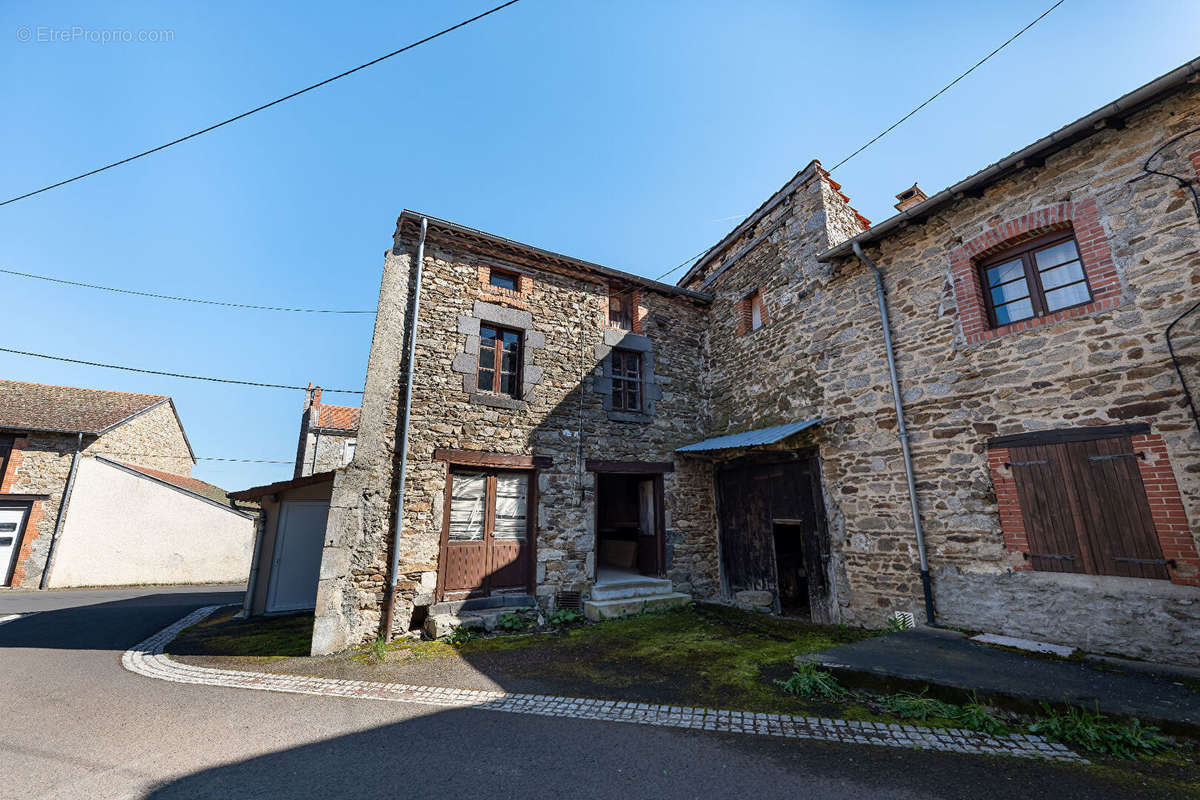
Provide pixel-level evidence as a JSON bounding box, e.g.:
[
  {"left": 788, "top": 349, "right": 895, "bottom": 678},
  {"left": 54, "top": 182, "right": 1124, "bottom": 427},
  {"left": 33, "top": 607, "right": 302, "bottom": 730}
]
[
  {"left": 817, "top": 56, "right": 1200, "bottom": 263},
  {"left": 396, "top": 211, "right": 713, "bottom": 303}
]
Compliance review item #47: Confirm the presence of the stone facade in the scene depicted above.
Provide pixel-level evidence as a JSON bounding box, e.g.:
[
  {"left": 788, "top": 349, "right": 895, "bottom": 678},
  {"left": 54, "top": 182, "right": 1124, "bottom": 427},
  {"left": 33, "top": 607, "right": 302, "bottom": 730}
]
[
  {"left": 2, "top": 400, "right": 196, "bottom": 588},
  {"left": 315, "top": 72, "right": 1200, "bottom": 665},
  {"left": 293, "top": 387, "right": 359, "bottom": 478}
]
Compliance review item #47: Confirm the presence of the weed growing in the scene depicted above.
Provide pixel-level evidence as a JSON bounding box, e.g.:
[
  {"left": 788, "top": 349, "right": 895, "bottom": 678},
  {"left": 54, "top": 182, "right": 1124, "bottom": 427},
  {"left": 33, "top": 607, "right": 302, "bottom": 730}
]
[
  {"left": 1029, "top": 703, "right": 1169, "bottom": 758},
  {"left": 775, "top": 661, "right": 849, "bottom": 701}
]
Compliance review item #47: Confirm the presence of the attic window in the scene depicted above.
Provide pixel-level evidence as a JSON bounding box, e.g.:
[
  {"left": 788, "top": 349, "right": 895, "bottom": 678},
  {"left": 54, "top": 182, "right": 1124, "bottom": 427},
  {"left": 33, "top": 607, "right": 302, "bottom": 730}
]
[
  {"left": 608, "top": 289, "right": 633, "bottom": 330},
  {"left": 489, "top": 268, "right": 520, "bottom": 293},
  {"left": 738, "top": 288, "right": 768, "bottom": 335}
]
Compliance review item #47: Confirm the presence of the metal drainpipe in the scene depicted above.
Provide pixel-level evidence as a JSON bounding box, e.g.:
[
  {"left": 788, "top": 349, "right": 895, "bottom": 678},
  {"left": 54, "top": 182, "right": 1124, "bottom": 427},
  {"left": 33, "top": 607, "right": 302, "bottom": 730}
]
[
  {"left": 240, "top": 508, "right": 266, "bottom": 618},
  {"left": 852, "top": 241, "right": 936, "bottom": 625},
  {"left": 383, "top": 216, "right": 428, "bottom": 642},
  {"left": 40, "top": 432, "right": 83, "bottom": 590}
]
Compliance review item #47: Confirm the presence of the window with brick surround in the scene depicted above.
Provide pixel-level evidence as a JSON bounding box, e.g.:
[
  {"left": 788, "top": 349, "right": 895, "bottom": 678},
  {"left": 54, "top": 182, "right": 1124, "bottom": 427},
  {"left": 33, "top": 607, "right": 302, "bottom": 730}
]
[
  {"left": 477, "top": 325, "right": 522, "bottom": 398},
  {"left": 611, "top": 349, "right": 642, "bottom": 412},
  {"left": 608, "top": 289, "right": 633, "bottom": 330},
  {"left": 489, "top": 267, "right": 519, "bottom": 292},
  {"left": 737, "top": 288, "right": 767, "bottom": 335},
  {"left": 978, "top": 231, "right": 1092, "bottom": 327}
]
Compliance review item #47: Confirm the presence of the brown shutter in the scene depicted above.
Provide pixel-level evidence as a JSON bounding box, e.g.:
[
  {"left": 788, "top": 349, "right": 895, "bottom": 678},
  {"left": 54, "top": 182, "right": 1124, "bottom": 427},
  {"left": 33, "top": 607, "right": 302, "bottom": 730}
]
[
  {"left": 1008, "top": 444, "right": 1085, "bottom": 573},
  {"left": 1060, "top": 437, "right": 1167, "bottom": 580}
]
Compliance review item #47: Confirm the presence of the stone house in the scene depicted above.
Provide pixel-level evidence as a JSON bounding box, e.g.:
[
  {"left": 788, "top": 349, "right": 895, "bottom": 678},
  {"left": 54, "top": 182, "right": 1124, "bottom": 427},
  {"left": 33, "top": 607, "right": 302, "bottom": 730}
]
[
  {"left": 0, "top": 380, "right": 254, "bottom": 588},
  {"left": 293, "top": 385, "right": 360, "bottom": 478},
  {"left": 311, "top": 58, "right": 1200, "bottom": 665}
]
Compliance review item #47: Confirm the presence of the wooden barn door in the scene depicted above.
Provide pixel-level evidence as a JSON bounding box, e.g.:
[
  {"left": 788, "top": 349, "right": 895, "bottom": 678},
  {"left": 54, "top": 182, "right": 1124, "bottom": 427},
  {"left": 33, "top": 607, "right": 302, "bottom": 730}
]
[
  {"left": 1008, "top": 434, "right": 1167, "bottom": 580},
  {"left": 439, "top": 469, "right": 533, "bottom": 600}
]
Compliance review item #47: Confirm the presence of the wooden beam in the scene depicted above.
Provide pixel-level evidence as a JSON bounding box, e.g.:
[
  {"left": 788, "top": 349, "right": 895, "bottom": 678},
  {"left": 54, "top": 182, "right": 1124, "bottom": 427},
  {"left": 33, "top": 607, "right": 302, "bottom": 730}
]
[
  {"left": 585, "top": 460, "right": 675, "bottom": 474},
  {"left": 433, "top": 448, "right": 553, "bottom": 469}
]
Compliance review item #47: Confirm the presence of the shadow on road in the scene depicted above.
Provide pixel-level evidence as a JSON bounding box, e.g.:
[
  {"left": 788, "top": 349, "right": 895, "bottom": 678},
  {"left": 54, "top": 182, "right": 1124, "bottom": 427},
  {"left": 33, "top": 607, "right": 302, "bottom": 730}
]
[{"left": 0, "top": 590, "right": 243, "bottom": 652}]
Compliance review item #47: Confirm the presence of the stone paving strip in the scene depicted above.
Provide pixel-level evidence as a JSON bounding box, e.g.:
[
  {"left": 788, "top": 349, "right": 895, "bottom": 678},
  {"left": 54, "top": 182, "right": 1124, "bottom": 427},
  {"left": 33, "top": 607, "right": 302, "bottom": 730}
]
[{"left": 124, "top": 606, "right": 1086, "bottom": 763}]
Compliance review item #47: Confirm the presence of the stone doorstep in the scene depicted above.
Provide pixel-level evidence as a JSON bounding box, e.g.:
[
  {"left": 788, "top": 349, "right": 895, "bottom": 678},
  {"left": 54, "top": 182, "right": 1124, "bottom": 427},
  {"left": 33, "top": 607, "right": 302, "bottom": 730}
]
[
  {"left": 589, "top": 576, "right": 675, "bottom": 601},
  {"left": 428, "top": 594, "right": 536, "bottom": 617},
  {"left": 424, "top": 605, "right": 538, "bottom": 639},
  {"left": 582, "top": 592, "right": 691, "bottom": 622}
]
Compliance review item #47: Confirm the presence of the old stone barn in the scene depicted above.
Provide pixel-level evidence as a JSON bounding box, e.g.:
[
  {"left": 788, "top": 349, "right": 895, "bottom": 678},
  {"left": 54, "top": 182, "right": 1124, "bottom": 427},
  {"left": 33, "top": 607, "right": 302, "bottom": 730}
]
[{"left": 310, "top": 59, "right": 1200, "bottom": 666}]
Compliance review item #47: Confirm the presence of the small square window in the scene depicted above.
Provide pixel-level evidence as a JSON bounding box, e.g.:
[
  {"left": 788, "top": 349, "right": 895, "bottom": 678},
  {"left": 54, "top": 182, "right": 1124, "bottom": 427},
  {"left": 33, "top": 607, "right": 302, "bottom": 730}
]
[{"left": 489, "top": 268, "right": 520, "bottom": 292}]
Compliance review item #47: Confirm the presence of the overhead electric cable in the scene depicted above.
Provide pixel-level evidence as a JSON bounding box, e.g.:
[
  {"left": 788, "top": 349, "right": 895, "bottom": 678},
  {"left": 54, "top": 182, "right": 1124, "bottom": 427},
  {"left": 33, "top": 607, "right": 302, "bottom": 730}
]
[
  {"left": 0, "top": 268, "right": 375, "bottom": 314},
  {"left": 827, "top": 0, "right": 1066, "bottom": 173},
  {"left": 0, "top": 0, "right": 522, "bottom": 207},
  {"left": 0, "top": 346, "right": 363, "bottom": 394}
]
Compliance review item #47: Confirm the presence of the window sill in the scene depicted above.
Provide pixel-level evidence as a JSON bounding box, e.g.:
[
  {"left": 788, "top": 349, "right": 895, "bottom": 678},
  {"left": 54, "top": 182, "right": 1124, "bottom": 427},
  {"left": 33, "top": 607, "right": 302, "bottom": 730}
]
[
  {"left": 965, "top": 295, "right": 1121, "bottom": 345},
  {"left": 607, "top": 410, "right": 653, "bottom": 424},
  {"left": 469, "top": 392, "right": 527, "bottom": 411}
]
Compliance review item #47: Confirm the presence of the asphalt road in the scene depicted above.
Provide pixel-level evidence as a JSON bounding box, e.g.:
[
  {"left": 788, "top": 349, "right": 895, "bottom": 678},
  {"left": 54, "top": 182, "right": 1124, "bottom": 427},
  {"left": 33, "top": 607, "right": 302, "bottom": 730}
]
[{"left": 0, "top": 587, "right": 1169, "bottom": 799}]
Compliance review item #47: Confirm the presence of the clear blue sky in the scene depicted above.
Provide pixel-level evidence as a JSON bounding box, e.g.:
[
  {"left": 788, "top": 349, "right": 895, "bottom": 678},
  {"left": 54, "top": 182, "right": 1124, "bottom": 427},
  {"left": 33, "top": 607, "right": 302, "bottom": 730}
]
[{"left": 2, "top": 0, "right": 1197, "bottom": 490}]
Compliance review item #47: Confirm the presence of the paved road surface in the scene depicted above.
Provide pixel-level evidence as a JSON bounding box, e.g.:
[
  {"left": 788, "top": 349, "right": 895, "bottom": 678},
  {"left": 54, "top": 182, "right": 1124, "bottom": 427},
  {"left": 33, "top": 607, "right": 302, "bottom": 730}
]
[{"left": 0, "top": 587, "right": 1166, "bottom": 799}]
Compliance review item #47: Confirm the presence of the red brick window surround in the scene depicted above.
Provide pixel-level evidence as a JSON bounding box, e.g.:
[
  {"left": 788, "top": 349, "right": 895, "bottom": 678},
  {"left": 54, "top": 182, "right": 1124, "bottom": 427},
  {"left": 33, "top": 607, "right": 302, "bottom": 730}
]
[
  {"left": 478, "top": 263, "right": 531, "bottom": 309},
  {"left": 606, "top": 287, "right": 644, "bottom": 334},
  {"left": 988, "top": 431, "right": 1199, "bottom": 587},
  {"left": 736, "top": 288, "right": 768, "bottom": 336},
  {"left": 950, "top": 199, "right": 1121, "bottom": 345}
]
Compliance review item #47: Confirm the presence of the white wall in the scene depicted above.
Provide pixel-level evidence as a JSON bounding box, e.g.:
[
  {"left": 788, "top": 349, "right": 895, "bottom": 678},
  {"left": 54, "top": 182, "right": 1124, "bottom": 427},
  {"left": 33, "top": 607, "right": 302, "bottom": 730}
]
[{"left": 48, "top": 457, "right": 253, "bottom": 588}]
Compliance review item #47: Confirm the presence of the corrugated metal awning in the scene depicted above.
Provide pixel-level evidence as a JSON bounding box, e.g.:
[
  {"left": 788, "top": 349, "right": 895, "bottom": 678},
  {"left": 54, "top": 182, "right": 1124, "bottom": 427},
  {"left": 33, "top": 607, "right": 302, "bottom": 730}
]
[{"left": 675, "top": 419, "right": 822, "bottom": 453}]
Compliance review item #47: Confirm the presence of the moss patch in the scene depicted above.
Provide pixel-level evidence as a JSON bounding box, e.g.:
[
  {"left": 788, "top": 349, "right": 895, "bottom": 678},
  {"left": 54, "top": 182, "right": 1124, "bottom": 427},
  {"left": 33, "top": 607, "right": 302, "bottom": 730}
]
[{"left": 169, "top": 609, "right": 313, "bottom": 659}]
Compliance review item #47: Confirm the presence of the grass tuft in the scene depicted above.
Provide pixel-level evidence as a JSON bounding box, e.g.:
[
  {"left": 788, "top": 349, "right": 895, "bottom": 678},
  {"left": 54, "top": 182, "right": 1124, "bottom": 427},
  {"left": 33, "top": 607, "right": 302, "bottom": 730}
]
[
  {"left": 1029, "top": 703, "right": 1169, "bottom": 759},
  {"left": 775, "top": 661, "right": 849, "bottom": 700}
]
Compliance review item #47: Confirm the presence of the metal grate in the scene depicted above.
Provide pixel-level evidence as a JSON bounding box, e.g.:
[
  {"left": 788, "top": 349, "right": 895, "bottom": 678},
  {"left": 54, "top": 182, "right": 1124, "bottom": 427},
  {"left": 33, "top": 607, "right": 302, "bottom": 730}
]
[{"left": 555, "top": 591, "right": 582, "bottom": 611}]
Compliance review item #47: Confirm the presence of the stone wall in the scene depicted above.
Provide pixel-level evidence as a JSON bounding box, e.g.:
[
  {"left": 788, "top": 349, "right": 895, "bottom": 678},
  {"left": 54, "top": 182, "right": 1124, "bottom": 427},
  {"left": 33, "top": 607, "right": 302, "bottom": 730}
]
[
  {"left": 88, "top": 401, "right": 195, "bottom": 476},
  {"left": 313, "top": 220, "right": 712, "bottom": 652},
  {"left": 679, "top": 82, "right": 1200, "bottom": 660},
  {"left": 298, "top": 429, "right": 355, "bottom": 476}
]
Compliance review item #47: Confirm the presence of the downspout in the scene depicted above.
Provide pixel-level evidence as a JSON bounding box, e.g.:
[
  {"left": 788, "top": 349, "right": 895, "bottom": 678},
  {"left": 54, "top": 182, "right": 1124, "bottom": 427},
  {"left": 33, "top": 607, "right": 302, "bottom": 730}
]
[
  {"left": 382, "top": 216, "right": 428, "bottom": 642},
  {"left": 240, "top": 509, "right": 266, "bottom": 618},
  {"left": 40, "top": 432, "right": 83, "bottom": 589},
  {"left": 852, "top": 241, "right": 935, "bottom": 625}
]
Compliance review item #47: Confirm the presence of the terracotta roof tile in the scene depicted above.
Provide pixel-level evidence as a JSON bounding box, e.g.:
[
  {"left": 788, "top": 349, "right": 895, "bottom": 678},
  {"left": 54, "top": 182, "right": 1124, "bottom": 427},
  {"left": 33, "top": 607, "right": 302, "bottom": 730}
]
[
  {"left": 0, "top": 380, "right": 168, "bottom": 435},
  {"left": 316, "top": 404, "right": 360, "bottom": 430},
  {"left": 114, "top": 460, "right": 239, "bottom": 506}
]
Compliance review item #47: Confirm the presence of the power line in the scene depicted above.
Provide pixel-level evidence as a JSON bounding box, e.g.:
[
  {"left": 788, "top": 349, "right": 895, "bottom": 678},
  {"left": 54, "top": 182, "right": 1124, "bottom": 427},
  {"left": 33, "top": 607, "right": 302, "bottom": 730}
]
[
  {"left": 0, "top": 268, "right": 375, "bottom": 314},
  {"left": 657, "top": 0, "right": 1065, "bottom": 283},
  {"left": 96, "top": 451, "right": 293, "bottom": 464},
  {"left": 827, "top": 0, "right": 1065, "bottom": 173},
  {"left": 0, "top": 346, "right": 363, "bottom": 394},
  {"left": 657, "top": 247, "right": 710, "bottom": 284},
  {"left": 0, "top": 0, "right": 522, "bottom": 208}
]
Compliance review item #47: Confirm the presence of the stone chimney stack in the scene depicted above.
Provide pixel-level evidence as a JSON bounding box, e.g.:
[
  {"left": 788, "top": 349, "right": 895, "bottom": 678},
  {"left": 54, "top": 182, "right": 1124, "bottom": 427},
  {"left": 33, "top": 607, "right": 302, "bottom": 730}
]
[{"left": 894, "top": 183, "right": 928, "bottom": 212}]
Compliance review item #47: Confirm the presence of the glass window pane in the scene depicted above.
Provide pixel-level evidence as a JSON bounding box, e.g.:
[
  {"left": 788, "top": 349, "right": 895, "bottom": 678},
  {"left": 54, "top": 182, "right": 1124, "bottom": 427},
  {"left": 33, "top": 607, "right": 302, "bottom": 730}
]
[
  {"left": 985, "top": 259, "right": 1025, "bottom": 287},
  {"left": 990, "top": 278, "right": 1030, "bottom": 306},
  {"left": 993, "top": 298, "right": 1035, "bottom": 325},
  {"left": 477, "top": 368, "right": 495, "bottom": 392},
  {"left": 612, "top": 384, "right": 623, "bottom": 408},
  {"left": 480, "top": 325, "right": 498, "bottom": 342},
  {"left": 1039, "top": 261, "right": 1085, "bottom": 290},
  {"left": 1034, "top": 240, "right": 1080, "bottom": 271},
  {"left": 1044, "top": 283, "right": 1091, "bottom": 311},
  {"left": 502, "top": 330, "right": 520, "bottom": 347},
  {"left": 493, "top": 475, "right": 528, "bottom": 540},
  {"left": 449, "top": 472, "right": 487, "bottom": 541},
  {"left": 489, "top": 270, "right": 518, "bottom": 291},
  {"left": 501, "top": 351, "right": 517, "bottom": 372},
  {"left": 627, "top": 386, "right": 639, "bottom": 410},
  {"left": 500, "top": 372, "right": 518, "bottom": 397}
]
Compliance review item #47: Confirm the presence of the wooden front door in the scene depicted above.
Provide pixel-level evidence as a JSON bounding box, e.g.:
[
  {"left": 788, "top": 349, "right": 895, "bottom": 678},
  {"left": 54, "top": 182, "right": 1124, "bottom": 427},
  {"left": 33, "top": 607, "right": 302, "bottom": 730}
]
[
  {"left": 716, "top": 453, "right": 831, "bottom": 620},
  {"left": 439, "top": 469, "right": 533, "bottom": 600},
  {"left": 1008, "top": 435, "right": 1167, "bottom": 579}
]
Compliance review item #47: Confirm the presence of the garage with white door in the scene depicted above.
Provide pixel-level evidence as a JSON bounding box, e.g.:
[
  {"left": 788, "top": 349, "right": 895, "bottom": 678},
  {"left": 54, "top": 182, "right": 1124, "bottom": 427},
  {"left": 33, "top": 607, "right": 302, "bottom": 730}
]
[{"left": 231, "top": 472, "right": 334, "bottom": 617}]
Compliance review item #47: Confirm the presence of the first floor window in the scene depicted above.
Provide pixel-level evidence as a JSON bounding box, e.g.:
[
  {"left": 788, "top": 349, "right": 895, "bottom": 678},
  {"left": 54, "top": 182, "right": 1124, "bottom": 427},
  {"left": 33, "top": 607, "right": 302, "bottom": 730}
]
[
  {"left": 979, "top": 231, "right": 1092, "bottom": 327},
  {"left": 477, "top": 325, "right": 522, "bottom": 397},
  {"left": 611, "top": 349, "right": 642, "bottom": 411}
]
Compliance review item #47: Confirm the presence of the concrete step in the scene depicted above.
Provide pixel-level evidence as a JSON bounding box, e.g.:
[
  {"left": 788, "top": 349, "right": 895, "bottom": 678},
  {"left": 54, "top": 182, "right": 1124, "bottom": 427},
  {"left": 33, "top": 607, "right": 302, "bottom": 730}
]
[
  {"left": 590, "top": 576, "right": 675, "bottom": 601},
  {"left": 429, "top": 594, "right": 535, "bottom": 617},
  {"left": 423, "top": 605, "right": 538, "bottom": 639},
  {"left": 582, "top": 592, "right": 691, "bottom": 622}
]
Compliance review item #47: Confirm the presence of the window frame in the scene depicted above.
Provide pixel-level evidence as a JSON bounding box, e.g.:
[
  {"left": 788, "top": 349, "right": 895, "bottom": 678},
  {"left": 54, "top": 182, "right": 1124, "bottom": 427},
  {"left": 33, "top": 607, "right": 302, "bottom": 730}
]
[
  {"left": 977, "top": 230, "right": 1093, "bottom": 329},
  {"left": 0, "top": 436, "right": 12, "bottom": 487},
  {"left": 476, "top": 324, "right": 523, "bottom": 398},
  {"left": 749, "top": 291, "right": 765, "bottom": 331},
  {"left": 488, "top": 267, "right": 520, "bottom": 293},
  {"left": 610, "top": 348, "right": 642, "bottom": 412},
  {"left": 608, "top": 289, "right": 634, "bottom": 330}
]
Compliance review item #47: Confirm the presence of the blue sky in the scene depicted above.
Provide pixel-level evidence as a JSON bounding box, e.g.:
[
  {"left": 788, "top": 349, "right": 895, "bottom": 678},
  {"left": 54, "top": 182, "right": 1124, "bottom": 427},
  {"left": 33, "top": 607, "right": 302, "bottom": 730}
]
[{"left": 2, "top": 0, "right": 1197, "bottom": 490}]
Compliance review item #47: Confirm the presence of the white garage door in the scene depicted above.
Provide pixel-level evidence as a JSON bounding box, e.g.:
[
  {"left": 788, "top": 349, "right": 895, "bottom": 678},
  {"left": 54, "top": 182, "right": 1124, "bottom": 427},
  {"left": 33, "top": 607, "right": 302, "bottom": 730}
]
[{"left": 266, "top": 500, "right": 329, "bottom": 613}]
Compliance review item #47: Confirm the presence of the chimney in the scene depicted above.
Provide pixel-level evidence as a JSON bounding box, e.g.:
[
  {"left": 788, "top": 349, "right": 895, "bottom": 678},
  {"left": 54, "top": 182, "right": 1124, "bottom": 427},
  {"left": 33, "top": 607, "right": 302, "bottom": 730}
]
[
  {"left": 304, "top": 383, "right": 323, "bottom": 412},
  {"left": 894, "top": 183, "right": 928, "bottom": 212}
]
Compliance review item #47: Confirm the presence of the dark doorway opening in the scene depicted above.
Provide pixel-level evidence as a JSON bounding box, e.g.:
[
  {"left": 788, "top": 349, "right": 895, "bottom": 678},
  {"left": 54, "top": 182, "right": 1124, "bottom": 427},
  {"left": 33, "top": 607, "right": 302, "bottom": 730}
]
[
  {"left": 595, "top": 473, "right": 663, "bottom": 580},
  {"left": 772, "top": 522, "right": 809, "bottom": 616}
]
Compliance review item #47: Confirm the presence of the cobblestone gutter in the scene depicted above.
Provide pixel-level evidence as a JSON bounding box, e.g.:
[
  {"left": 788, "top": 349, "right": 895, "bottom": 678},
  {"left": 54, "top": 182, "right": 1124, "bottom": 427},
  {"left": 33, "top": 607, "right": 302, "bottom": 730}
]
[{"left": 124, "top": 607, "right": 1086, "bottom": 763}]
